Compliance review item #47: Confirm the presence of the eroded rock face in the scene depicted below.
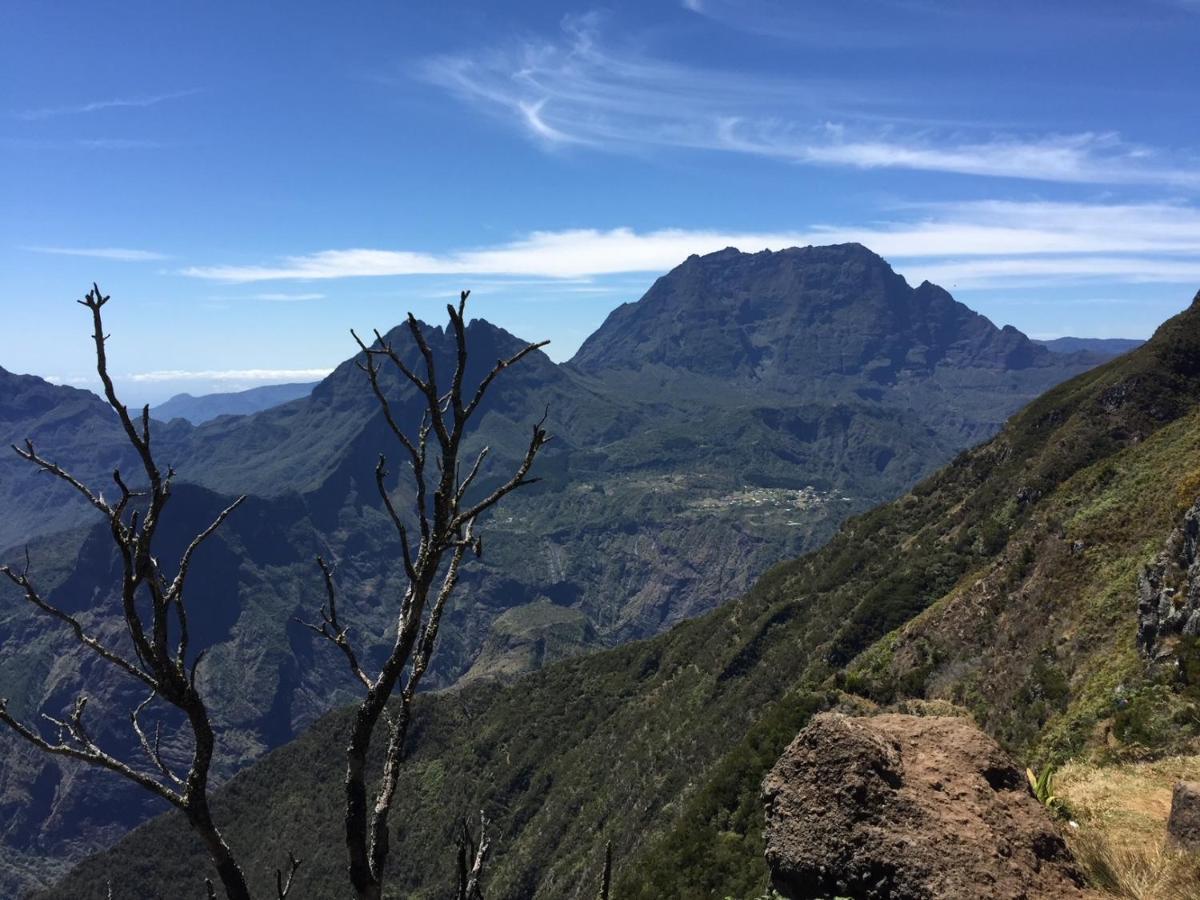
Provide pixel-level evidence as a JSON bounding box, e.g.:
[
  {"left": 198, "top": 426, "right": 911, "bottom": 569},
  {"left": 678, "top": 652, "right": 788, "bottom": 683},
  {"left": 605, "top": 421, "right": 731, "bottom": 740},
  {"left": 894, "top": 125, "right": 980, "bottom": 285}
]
[
  {"left": 761, "top": 713, "right": 1089, "bottom": 900},
  {"left": 1137, "top": 499, "right": 1200, "bottom": 656}
]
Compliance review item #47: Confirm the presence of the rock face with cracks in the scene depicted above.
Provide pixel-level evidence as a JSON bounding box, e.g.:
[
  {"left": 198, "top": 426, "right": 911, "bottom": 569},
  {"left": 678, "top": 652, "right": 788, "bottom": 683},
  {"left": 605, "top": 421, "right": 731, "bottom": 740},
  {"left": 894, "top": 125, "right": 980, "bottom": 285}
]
[{"left": 762, "top": 713, "right": 1090, "bottom": 899}]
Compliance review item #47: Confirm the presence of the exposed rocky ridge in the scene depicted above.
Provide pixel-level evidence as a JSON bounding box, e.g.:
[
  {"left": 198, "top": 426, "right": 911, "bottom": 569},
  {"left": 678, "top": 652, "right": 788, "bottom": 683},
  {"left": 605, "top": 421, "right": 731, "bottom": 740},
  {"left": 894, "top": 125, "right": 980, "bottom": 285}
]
[
  {"left": 36, "top": 291, "right": 1200, "bottom": 900},
  {"left": 572, "top": 244, "right": 1065, "bottom": 382},
  {"left": 762, "top": 713, "right": 1089, "bottom": 900},
  {"left": 1137, "top": 498, "right": 1200, "bottom": 657}
]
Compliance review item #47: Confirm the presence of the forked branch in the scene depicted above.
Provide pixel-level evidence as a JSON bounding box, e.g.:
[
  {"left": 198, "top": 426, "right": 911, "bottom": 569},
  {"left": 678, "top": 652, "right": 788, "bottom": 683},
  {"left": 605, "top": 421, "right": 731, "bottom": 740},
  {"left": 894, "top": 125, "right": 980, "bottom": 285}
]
[
  {"left": 0, "top": 286, "right": 251, "bottom": 900},
  {"left": 307, "top": 290, "right": 550, "bottom": 900}
]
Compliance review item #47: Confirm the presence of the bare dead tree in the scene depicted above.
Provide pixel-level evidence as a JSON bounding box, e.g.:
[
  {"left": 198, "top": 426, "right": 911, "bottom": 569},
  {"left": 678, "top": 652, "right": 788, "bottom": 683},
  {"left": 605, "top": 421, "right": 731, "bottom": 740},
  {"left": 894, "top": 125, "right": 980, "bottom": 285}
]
[
  {"left": 0, "top": 286, "right": 292, "bottom": 900},
  {"left": 598, "top": 840, "right": 613, "bottom": 900},
  {"left": 275, "top": 852, "right": 302, "bottom": 899},
  {"left": 300, "top": 291, "right": 549, "bottom": 900},
  {"left": 455, "top": 812, "right": 491, "bottom": 900}
]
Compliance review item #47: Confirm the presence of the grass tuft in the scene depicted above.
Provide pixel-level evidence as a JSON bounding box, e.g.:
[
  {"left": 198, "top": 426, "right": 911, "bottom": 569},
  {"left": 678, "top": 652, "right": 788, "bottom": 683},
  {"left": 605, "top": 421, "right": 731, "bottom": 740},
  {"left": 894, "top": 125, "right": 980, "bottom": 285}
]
[{"left": 1057, "top": 756, "right": 1200, "bottom": 898}]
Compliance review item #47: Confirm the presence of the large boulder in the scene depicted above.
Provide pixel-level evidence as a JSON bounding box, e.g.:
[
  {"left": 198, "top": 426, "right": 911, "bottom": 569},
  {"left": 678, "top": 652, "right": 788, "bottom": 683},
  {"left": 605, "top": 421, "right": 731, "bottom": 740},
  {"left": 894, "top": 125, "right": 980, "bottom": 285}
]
[
  {"left": 761, "top": 713, "right": 1090, "bottom": 899},
  {"left": 1167, "top": 781, "right": 1200, "bottom": 851}
]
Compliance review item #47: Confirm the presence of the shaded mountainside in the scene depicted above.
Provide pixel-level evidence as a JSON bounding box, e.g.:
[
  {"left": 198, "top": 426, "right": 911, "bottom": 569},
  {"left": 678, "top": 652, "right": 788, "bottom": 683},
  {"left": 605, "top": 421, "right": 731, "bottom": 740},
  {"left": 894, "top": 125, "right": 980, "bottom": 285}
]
[
  {"left": 574, "top": 243, "right": 1066, "bottom": 380},
  {"left": 1, "top": 245, "right": 1107, "bottom": 895},
  {"left": 40, "top": 292, "right": 1200, "bottom": 899},
  {"left": 0, "top": 368, "right": 183, "bottom": 549},
  {"left": 151, "top": 381, "right": 318, "bottom": 425}
]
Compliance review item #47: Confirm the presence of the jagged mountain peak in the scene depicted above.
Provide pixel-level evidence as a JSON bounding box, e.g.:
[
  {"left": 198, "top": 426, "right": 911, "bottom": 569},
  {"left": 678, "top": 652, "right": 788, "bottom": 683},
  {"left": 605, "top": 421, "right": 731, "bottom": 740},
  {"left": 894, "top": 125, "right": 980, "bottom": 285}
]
[{"left": 570, "top": 243, "right": 1054, "bottom": 382}]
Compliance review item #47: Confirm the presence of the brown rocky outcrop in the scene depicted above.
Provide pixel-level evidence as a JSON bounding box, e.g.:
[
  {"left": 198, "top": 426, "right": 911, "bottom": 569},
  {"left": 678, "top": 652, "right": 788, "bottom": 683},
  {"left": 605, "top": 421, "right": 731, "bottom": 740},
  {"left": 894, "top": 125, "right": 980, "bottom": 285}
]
[
  {"left": 1168, "top": 780, "right": 1200, "bottom": 851},
  {"left": 762, "top": 713, "right": 1090, "bottom": 899}
]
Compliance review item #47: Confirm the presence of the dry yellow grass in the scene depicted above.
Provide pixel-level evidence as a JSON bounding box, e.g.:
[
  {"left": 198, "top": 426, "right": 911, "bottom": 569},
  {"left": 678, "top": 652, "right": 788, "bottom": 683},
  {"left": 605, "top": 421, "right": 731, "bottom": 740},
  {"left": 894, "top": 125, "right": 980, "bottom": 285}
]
[{"left": 1055, "top": 756, "right": 1200, "bottom": 899}]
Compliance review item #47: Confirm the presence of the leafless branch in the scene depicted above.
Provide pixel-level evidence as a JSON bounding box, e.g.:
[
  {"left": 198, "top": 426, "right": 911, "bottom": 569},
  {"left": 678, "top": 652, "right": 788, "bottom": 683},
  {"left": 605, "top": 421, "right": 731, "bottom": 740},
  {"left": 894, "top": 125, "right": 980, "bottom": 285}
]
[
  {"left": 11, "top": 439, "right": 114, "bottom": 518},
  {"left": 295, "top": 557, "right": 372, "bottom": 692},
  {"left": 275, "top": 852, "right": 301, "bottom": 899},
  {"left": 130, "top": 693, "right": 183, "bottom": 787},
  {"left": 456, "top": 812, "right": 490, "bottom": 900},
  {"left": 0, "top": 286, "right": 251, "bottom": 900},
  {"left": 310, "top": 291, "right": 550, "bottom": 899},
  {"left": 599, "top": 840, "right": 613, "bottom": 900},
  {"left": 0, "top": 559, "right": 157, "bottom": 690},
  {"left": 0, "top": 695, "right": 183, "bottom": 806},
  {"left": 374, "top": 456, "right": 416, "bottom": 583}
]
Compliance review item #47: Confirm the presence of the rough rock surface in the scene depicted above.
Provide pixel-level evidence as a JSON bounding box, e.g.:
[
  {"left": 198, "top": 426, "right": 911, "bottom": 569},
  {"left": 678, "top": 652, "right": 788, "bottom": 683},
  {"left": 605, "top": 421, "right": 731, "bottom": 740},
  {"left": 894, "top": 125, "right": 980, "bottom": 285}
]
[
  {"left": 762, "top": 713, "right": 1090, "bottom": 899},
  {"left": 1137, "top": 498, "right": 1200, "bottom": 656},
  {"left": 1168, "top": 781, "right": 1200, "bottom": 850}
]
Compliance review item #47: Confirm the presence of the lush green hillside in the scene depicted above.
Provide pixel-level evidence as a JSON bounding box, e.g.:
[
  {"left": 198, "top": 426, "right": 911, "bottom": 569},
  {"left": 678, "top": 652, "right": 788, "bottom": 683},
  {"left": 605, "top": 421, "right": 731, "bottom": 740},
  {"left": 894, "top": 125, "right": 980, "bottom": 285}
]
[
  {"left": 40, "top": 293, "right": 1200, "bottom": 899},
  {"left": 0, "top": 246, "right": 1108, "bottom": 896}
]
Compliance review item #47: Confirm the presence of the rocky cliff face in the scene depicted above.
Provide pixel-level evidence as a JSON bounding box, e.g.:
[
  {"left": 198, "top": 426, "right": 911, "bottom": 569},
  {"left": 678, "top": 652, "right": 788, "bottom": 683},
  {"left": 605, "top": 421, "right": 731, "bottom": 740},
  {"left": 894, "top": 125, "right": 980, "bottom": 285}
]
[
  {"left": 1137, "top": 498, "right": 1200, "bottom": 657},
  {"left": 762, "top": 713, "right": 1090, "bottom": 900},
  {"left": 571, "top": 244, "right": 1062, "bottom": 384}
]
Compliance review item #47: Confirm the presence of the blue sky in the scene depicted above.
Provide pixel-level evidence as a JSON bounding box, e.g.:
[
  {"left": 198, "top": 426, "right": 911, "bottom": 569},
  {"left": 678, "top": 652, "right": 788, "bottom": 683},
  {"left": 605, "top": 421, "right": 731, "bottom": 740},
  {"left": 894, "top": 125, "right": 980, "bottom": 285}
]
[{"left": 3, "top": 1, "right": 1200, "bottom": 403}]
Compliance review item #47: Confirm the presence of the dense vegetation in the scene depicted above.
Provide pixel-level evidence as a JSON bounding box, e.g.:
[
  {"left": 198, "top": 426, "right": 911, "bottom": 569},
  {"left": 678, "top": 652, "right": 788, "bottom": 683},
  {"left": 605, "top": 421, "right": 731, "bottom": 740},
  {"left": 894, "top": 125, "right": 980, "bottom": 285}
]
[
  {"left": 0, "top": 245, "right": 1105, "bottom": 894},
  {"left": 39, "top": 292, "right": 1200, "bottom": 898}
]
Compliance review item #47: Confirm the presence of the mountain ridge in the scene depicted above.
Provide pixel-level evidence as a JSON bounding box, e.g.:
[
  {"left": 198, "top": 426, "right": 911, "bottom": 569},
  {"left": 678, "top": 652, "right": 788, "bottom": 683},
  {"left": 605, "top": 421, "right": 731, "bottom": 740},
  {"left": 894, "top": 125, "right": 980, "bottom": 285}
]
[
  {"left": 0, "top": 245, "right": 1115, "bottom": 896},
  {"left": 571, "top": 244, "right": 1063, "bottom": 379},
  {"left": 152, "top": 382, "right": 318, "bottom": 425},
  {"left": 39, "top": 288, "right": 1200, "bottom": 899}
]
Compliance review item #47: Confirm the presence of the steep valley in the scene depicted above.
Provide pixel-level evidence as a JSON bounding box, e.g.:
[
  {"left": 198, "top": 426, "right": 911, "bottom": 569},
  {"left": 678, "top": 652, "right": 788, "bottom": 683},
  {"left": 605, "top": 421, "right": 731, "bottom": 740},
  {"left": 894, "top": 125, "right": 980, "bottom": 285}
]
[
  {"left": 0, "top": 245, "right": 1114, "bottom": 895},
  {"left": 35, "top": 287, "right": 1200, "bottom": 899}
]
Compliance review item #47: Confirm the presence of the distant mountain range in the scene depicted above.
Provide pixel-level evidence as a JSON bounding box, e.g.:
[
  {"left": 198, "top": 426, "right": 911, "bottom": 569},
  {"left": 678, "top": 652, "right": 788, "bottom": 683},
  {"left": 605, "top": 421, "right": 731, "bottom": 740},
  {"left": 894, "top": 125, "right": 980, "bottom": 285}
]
[
  {"left": 38, "top": 284, "right": 1200, "bottom": 898},
  {"left": 1033, "top": 336, "right": 1144, "bottom": 357},
  {"left": 0, "top": 244, "right": 1121, "bottom": 895},
  {"left": 152, "top": 381, "right": 318, "bottom": 424}
]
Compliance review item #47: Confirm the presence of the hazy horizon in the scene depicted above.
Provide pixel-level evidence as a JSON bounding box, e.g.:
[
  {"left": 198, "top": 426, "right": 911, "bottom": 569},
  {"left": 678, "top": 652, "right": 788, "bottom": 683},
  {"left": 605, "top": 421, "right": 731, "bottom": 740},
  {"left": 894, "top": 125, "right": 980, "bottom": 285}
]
[{"left": 5, "top": 1, "right": 1199, "bottom": 402}]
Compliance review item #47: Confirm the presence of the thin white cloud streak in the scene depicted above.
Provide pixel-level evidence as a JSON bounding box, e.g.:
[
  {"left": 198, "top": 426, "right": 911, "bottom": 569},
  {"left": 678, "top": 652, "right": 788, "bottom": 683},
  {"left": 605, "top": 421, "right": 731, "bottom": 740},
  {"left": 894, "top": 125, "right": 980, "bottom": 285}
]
[
  {"left": 421, "top": 18, "right": 1199, "bottom": 188},
  {"left": 908, "top": 257, "right": 1200, "bottom": 289},
  {"left": 252, "top": 292, "right": 326, "bottom": 301},
  {"left": 124, "top": 368, "right": 333, "bottom": 384},
  {"left": 16, "top": 90, "right": 200, "bottom": 121},
  {"left": 731, "top": 129, "right": 1200, "bottom": 188},
  {"left": 183, "top": 201, "right": 1200, "bottom": 289},
  {"left": 27, "top": 246, "right": 168, "bottom": 261},
  {"left": 44, "top": 375, "right": 93, "bottom": 386}
]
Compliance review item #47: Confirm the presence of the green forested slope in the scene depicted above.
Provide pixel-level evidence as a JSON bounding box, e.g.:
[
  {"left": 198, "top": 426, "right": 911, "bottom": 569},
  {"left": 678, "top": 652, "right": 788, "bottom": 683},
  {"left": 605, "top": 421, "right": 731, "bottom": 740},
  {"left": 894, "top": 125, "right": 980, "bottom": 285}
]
[
  {"left": 3, "top": 247, "right": 1108, "bottom": 895},
  {"left": 42, "top": 293, "right": 1200, "bottom": 899}
]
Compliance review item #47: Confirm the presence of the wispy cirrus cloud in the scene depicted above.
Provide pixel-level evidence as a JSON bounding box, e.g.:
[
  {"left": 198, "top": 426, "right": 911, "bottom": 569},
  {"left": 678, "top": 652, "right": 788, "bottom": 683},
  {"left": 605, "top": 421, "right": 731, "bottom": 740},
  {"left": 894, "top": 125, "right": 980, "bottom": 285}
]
[
  {"left": 250, "top": 292, "right": 325, "bottom": 302},
  {"left": 182, "top": 199, "right": 1200, "bottom": 290},
  {"left": 15, "top": 89, "right": 200, "bottom": 121},
  {"left": 26, "top": 245, "right": 168, "bottom": 261},
  {"left": 124, "top": 368, "right": 333, "bottom": 384},
  {"left": 420, "top": 16, "right": 1199, "bottom": 188}
]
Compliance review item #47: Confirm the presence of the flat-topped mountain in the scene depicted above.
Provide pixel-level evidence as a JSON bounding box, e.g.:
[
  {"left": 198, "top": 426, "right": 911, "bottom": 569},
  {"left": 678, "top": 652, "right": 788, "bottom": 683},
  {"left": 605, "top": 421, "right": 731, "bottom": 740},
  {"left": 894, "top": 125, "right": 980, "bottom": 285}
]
[
  {"left": 1034, "top": 336, "right": 1144, "bottom": 359},
  {"left": 152, "top": 381, "right": 317, "bottom": 425}
]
